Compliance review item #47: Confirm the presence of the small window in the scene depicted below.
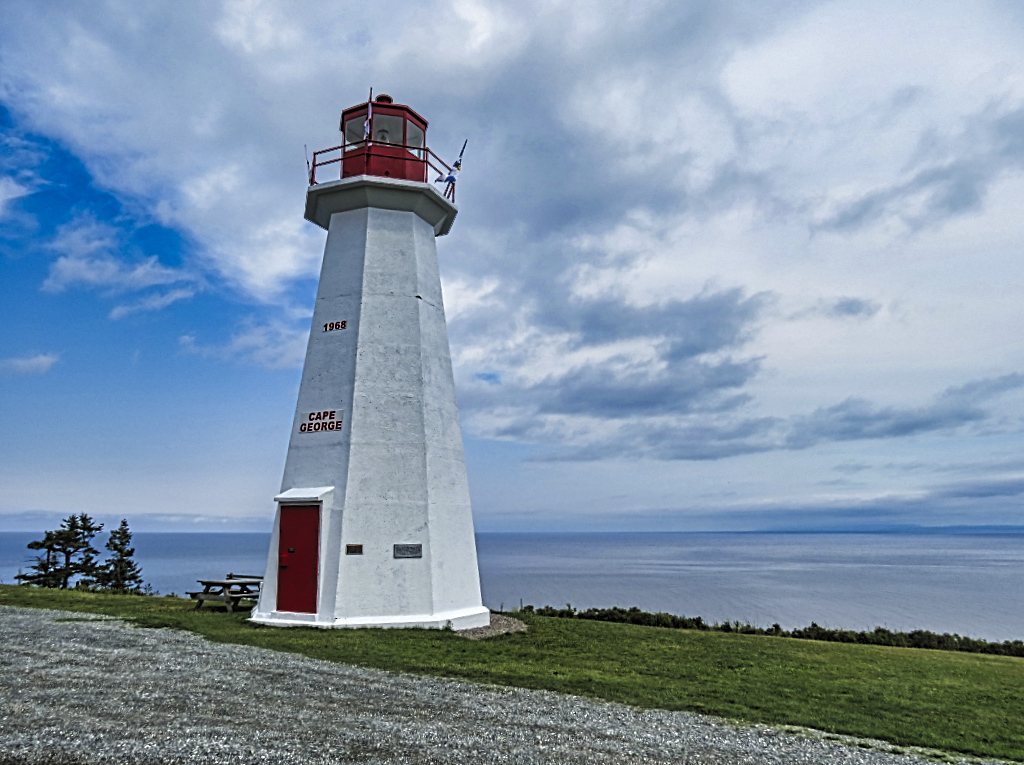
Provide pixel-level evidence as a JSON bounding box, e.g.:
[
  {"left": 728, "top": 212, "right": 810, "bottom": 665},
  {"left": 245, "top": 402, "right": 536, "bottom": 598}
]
[
  {"left": 371, "top": 113, "right": 403, "bottom": 144},
  {"left": 345, "top": 544, "right": 363, "bottom": 555},
  {"left": 344, "top": 115, "right": 366, "bottom": 148},
  {"left": 393, "top": 543, "right": 422, "bottom": 559},
  {"left": 406, "top": 120, "right": 425, "bottom": 159}
]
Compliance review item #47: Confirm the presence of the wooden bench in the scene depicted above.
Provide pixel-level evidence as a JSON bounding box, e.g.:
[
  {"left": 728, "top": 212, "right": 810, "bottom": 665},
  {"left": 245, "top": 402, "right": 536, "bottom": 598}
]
[{"left": 187, "top": 577, "right": 263, "bottom": 612}]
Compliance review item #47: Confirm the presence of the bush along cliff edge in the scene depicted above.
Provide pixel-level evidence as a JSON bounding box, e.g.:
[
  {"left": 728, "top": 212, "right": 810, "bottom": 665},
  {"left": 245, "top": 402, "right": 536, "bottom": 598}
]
[{"left": 517, "top": 604, "right": 1024, "bottom": 658}]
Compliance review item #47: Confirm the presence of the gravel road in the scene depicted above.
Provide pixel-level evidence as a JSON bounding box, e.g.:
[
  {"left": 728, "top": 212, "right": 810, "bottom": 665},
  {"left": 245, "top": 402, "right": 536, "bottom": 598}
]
[{"left": 0, "top": 606, "right": 1006, "bottom": 764}]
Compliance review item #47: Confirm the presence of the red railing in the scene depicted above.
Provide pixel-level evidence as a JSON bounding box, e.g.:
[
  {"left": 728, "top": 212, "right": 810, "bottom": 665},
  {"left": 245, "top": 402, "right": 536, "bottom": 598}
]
[{"left": 310, "top": 141, "right": 453, "bottom": 195}]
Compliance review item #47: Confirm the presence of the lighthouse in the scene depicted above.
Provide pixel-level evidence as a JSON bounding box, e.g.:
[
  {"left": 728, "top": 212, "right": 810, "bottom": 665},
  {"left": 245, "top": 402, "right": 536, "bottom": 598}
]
[{"left": 251, "top": 94, "right": 489, "bottom": 630}]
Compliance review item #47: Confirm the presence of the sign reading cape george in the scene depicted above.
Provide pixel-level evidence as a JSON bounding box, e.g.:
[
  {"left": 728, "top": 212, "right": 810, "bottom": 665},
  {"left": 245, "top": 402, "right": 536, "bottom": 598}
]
[{"left": 298, "top": 410, "right": 342, "bottom": 433}]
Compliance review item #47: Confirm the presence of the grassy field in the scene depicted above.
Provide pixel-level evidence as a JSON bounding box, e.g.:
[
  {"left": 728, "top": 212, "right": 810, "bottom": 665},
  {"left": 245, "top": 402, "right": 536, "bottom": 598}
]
[{"left": 2, "top": 584, "right": 1022, "bottom": 762}]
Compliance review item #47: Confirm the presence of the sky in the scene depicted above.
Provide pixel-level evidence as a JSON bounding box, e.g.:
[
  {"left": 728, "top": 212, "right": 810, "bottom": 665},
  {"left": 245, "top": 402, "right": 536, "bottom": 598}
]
[{"left": 2, "top": 0, "right": 1024, "bottom": 533}]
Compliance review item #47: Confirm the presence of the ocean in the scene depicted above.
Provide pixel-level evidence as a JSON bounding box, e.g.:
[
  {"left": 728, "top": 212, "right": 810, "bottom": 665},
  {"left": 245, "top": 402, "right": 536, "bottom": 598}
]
[{"left": 2, "top": 531, "right": 1021, "bottom": 642}]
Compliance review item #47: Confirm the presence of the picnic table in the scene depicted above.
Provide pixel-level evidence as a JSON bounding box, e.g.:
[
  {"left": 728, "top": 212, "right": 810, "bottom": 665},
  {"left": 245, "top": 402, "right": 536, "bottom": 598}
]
[{"left": 187, "top": 574, "right": 263, "bottom": 612}]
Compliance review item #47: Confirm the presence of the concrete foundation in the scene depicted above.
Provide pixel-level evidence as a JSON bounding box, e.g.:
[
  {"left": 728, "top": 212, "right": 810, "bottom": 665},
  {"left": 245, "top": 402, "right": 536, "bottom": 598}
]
[{"left": 251, "top": 176, "right": 489, "bottom": 630}]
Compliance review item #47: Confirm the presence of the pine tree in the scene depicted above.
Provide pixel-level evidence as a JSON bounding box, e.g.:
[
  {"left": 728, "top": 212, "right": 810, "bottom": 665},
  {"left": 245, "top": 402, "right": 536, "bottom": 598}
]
[
  {"left": 15, "top": 514, "right": 103, "bottom": 589},
  {"left": 16, "top": 531, "right": 62, "bottom": 588},
  {"left": 95, "top": 519, "right": 145, "bottom": 594},
  {"left": 70, "top": 514, "right": 104, "bottom": 588}
]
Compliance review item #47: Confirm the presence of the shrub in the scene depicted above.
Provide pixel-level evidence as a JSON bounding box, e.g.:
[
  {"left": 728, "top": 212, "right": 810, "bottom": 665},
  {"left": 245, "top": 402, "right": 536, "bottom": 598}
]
[{"left": 513, "top": 603, "right": 1024, "bottom": 657}]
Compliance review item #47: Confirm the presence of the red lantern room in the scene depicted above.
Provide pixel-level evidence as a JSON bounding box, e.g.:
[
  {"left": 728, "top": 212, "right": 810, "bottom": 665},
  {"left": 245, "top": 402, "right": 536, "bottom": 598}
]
[{"left": 309, "top": 94, "right": 452, "bottom": 188}]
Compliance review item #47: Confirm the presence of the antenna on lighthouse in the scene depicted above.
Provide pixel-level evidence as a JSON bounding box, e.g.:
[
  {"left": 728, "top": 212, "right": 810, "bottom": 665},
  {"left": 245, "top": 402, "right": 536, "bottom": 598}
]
[{"left": 363, "top": 87, "right": 373, "bottom": 143}]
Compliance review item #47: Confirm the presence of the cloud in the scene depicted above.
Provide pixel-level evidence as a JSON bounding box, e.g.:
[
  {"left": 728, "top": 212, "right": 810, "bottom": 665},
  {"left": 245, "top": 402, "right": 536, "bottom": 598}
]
[
  {"left": 475, "top": 367, "right": 1024, "bottom": 462},
  {"left": 0, "top": 129, "right": 50, "bottom": 220},
  {"left": 42, "top": 215, "right": 194, "bottom": 294},
  {"left": 0, "top": 175, "right": 29, "bottom": 217},
  {"left": 0, "top": 510, "right": 271, "bottom": 533},
  {"left": 44, "top": 250, "right": 186, "bottom": 293},
  {"left": 812, "top": 104, "right": 1024, "bottom": 233},
  {"left": 530, "top": 416, "right": 781, "bottom": 463},
  {"left": 453, "top": 282, "right": 774, "bottom": 459},
  {"left": 109, "top": 287, "right": 197, "bottom": 320},
  {"left": 37, "top": 214, "right": 201, "bottom": 319},
  {"left": 826, "top": 297, "right": 881, "bottom": 319},
  {"left": 934, "top": 475, "right": 1024, "bottom": 500},
  {"left": 758, "top": 471, "right": 1024, "bottom": 528},
  {"left": 657, "top": 476, "right": 1024, "bottom": 531},
  {"left": 787, "top": 297, "right": 883, "bottom": 322},
  {"left": 1, "top": 353, "right": 59, "bottom": 374},
  {"left": 180, "top": 320, "right": 307, "bottom": 369},
  {"left": 833, "top": 461, "right": 873, "bottom": 474},
  {"left": 786, "top": 373, "right": 1024, "bottom": 449},
  {"left": 440, "top": 276, "right": 501, "bottom": 321}
]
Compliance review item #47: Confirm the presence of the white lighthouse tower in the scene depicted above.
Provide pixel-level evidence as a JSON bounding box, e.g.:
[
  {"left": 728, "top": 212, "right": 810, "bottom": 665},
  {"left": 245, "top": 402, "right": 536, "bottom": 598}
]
[{"left": 251, "top": 94, "right": 489, "bottom": 629}]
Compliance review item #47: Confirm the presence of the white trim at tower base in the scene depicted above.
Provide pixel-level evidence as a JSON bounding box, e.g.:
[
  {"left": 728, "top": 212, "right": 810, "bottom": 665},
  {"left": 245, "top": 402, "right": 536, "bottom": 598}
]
[{"left": 250, "top": 605, "right": 490, "bottom": 630}]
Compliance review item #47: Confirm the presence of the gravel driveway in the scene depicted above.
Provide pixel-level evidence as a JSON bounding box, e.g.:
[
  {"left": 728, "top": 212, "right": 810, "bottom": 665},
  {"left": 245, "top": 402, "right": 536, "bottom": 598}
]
[{"left": 0, "top": 606, "right": 1006, "bottom": 764}]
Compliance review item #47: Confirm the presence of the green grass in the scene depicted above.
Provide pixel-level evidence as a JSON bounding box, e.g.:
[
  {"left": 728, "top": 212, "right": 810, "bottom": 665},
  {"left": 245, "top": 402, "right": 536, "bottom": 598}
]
[{"left": 2, "top": 585, "right": 1022, "bottom": 761}]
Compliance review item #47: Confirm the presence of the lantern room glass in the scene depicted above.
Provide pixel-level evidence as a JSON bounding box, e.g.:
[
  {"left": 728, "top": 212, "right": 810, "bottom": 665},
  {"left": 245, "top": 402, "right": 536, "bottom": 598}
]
[
  {"left": 406, "top": 120, "right": 425, "bottom": 158},
  {"left": 372, "top": 113, "right": 403, "bottom": 145},
  {"left": 344, "top": 115, "right": 365, "bottom": 148}
]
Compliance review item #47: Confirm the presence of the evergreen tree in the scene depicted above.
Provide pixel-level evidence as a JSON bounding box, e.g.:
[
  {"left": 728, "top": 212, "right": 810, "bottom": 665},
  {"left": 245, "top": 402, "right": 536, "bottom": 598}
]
[
  {"left": 16, "top": 514, "right": 103, "bottom": 589},
  {"left": 16, "top": 531, "right": 62, "bottom": 588},
  {"left": 94, "top": 519, "right": 145, "bottom": 594},
  {"left": 70, "top": 514, "right": 104, "bottom": 588}
]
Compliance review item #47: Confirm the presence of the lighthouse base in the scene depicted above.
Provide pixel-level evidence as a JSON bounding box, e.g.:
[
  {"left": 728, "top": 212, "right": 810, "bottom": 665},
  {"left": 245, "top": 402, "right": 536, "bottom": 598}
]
[{"left": 249, "top": 604, "right": 490, "bottom": 630}]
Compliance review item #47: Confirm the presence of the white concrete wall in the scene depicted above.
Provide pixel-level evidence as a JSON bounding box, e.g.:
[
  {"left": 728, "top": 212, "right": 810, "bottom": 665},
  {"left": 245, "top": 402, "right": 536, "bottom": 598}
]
[{"left": 253, "top": 178, "right": 487, "bottom": 629}]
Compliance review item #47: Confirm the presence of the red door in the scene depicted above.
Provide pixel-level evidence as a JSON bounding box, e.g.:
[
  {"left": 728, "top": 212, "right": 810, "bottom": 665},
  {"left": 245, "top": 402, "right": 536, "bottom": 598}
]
[{"left": 276, "top": 505, "right": 320, "bottom": 613}]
